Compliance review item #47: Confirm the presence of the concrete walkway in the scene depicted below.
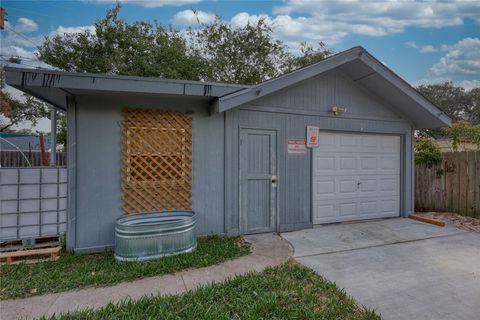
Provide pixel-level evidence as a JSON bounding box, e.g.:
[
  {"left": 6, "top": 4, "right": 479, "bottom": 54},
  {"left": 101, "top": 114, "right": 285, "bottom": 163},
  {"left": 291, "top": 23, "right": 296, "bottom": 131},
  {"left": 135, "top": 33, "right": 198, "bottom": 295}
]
[
  {"left": 282, "top": 218, "right": 480, "bottom": 320},
  {"left": 1, "top": 234, "right": 292, "bottom": 320}
]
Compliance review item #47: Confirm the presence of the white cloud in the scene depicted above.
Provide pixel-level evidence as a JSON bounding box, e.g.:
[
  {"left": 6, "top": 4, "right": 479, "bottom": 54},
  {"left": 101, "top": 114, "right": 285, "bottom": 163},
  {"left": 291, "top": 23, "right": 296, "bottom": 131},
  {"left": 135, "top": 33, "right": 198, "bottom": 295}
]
[
  {"left": 420, "top": 45, "right": 438, "bottom": 53},
  {"left": 405, "top": 41, "right": 438, "bottom": 53},
  {"left": 404, "top": 41, "right": 418, "bottom": 49},
  {"left": 458, "top": 80, "right": 480, "bottom": 91},
  {"left": 172, "top": 10, "right": 215, "bottom": 26},
  {"left": 16, "top": 17, "right": 39, "bottom": 33},
  {"left": 0, "top": 23, "right": 94, "bottom": 70},
  {"left": 429, "top": 37, "right": 480, "bottom": 77},
  {"left": 228, "top": 12, "right": 348, "bottom": 48},
  {"left": 51, "top": 25, "right": 95, "bottom": 37},
  {"left": 84, "top": 0, "right": 201, "bottom": 7},
  {"left": 230, "top": 12, "right": 271, "bottom": 28},
  {"left": 267, "top": 0, "right": 480, "bottom": 46},
  {"left": 222, "top": 1, "right": 479, "bottom": 51}
]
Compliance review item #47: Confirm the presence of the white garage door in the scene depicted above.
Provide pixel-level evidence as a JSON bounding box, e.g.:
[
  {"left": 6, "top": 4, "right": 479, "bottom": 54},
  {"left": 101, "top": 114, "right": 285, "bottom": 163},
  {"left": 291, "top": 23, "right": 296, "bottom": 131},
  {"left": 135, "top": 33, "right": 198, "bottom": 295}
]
[{"left": 312, "top": 132, "right": 400, "bottom": 224}]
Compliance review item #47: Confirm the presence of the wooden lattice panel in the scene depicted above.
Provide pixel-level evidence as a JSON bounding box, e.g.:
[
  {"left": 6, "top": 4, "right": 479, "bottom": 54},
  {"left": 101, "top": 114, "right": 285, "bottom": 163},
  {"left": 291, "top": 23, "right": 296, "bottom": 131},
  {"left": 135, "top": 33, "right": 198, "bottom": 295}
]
[{"left": 121, "top": 109, "right": 192, "bottom": 214}]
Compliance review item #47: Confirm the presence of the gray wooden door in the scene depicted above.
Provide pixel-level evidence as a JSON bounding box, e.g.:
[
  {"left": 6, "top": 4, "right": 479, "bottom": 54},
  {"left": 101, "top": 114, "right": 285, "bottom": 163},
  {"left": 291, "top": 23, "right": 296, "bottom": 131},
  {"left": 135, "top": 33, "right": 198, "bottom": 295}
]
[{"left": 239, "top": 128, "right": 277, "bottom": 234}]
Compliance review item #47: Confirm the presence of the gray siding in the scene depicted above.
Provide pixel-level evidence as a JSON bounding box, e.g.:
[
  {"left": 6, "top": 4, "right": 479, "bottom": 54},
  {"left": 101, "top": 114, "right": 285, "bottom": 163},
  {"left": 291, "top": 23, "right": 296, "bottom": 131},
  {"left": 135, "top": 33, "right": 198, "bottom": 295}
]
[
  {"left": 252, "top": 71, "right": 409, "bottom": 123},
  {"left": 225, "top": 71, "right": 414, "bottom": 234},
  {"left": 71, "top": 94, "right": 225, "bottom": 251}
]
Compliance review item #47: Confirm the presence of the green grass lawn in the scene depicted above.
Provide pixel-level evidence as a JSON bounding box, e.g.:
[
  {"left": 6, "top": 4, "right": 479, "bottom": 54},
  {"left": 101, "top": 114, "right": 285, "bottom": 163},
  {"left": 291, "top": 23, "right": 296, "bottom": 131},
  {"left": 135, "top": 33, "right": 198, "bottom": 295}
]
[
  {"left": 43, "top": 262, "right": 380, "bottom": 320},
  {"left": 0, "top": 236, "right": 250, "bottom": 300}
]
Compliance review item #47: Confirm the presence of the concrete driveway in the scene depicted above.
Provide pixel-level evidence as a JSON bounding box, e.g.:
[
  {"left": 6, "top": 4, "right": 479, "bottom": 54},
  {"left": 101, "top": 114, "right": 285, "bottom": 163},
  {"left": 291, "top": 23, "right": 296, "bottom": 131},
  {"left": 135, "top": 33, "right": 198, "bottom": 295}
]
[{"left": 282, "top": 218, "right": 480, "bottom": 320}]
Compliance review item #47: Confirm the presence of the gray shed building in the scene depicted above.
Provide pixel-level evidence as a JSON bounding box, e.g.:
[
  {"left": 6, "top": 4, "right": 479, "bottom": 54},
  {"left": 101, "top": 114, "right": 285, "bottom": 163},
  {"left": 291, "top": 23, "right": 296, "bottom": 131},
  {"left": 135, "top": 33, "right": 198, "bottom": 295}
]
[{"left": 5, "top": 47, "right": 451, "bottom": 252}]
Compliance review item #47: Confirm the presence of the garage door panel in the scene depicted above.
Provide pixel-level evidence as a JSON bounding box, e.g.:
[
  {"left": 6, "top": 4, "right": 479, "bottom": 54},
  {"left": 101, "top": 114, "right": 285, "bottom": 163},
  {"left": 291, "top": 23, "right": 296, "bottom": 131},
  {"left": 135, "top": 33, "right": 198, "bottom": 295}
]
[
  {"left": 314, "top": 156, "right": 336, "bottom": 172},
  {"left": 339, "top": 157, "right": 356, "bottom": 170},
  {"left": 314, "top": 197, "right": 399, "bottom": 223},
  {"left": 313, "top": 178, "right": 336, "bottom": 196},
  {"left": 314, "top": 203, "right": 336, "bottom": 220},
  {"left": 339, "top": 178, "right": 357, "bottom": 194},
  {"left": 314, "top": 175, "right": 399, "bottom": 200},
  {"left": 313, "top": 133, "right": 400, "bottom": 224},
  {"left": 339, "top": 202, "right": 357, "bottom": 217}
]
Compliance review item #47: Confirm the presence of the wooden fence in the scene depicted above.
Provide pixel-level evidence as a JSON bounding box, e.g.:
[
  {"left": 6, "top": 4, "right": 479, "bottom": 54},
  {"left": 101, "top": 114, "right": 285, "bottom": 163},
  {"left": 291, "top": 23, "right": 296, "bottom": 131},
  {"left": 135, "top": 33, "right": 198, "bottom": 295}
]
[
  {"left": 415, "top": 151, "right": 479, "bottom": 218},
  {"left": 0, "top": 151, "right": 67, "bottom": 167}
]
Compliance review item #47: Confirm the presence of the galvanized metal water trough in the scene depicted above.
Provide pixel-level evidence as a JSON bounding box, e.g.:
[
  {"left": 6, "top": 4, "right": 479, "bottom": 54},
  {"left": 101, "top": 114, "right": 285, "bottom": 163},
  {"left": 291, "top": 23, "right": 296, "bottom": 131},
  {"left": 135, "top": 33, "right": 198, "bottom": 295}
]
[{"left": 114, "top": 211, "right": 196, "bottom": 262}]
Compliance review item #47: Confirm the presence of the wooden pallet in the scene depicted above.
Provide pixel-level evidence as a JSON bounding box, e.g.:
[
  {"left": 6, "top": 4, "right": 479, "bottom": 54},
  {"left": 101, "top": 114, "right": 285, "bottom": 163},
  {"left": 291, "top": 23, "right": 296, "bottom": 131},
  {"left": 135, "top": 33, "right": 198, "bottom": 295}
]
[
  {"left": 0, "top": 246, "right": 61, "bottom": 265},
  {"left": 0, "top": 241, "right": 60, "bottom": 253}
]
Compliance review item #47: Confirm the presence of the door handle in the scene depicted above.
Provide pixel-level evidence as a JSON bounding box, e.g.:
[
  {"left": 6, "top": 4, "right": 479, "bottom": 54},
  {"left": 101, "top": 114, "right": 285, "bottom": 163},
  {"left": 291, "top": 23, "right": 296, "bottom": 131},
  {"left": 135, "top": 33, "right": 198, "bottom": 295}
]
[{"left": 271, "top": 175, "right": 278, "bottom": 188}]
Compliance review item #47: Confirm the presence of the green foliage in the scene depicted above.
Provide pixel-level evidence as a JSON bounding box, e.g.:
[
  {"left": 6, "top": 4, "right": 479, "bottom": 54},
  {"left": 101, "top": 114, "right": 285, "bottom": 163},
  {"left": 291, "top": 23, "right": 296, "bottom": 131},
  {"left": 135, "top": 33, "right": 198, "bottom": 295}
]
[
  {"left": 39, "top": 5, "right": 204, "bottom": 80},
  {"left": 294, "top": 41, "right": 333, "bottom": 69},
  {"left": 38, "top": 5, "right": 332, "bottom": 85},
  {"left": 41, "top": 263, "right": 380, "bottom": 320},
  {"left": 50, "top": 111, "right": 67, "bottom": 150},
  {"left": 0, "top": 236, "right": 250, "bottom": 299},
  {"left": 188, "top": 16, "right": 293, "bottom": 85},
  {"left": 415, "top": 138, "right": 442, "bottom": 167},
  {"left": 416, "top": 82, "right": 480, "bottom": 138},
  {"left": 0, "top": 74, "right": 49, "bottom": 132},
  {"left": 442, "top": 120, "right": 480, "bottom": 151}
]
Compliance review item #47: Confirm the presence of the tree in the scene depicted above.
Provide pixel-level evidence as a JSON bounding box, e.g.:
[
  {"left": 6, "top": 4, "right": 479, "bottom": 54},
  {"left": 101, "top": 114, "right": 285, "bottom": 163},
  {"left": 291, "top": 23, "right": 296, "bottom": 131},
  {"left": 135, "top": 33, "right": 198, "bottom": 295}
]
[
  {"left": 189, "top": 16, "right": 292, "bottom": 85},
  {"left": 294, "top": 42, "right": 333, "bottom": 69},
  {"left": 0, "top": 66, "right": 49, "bottom": 132},
  {"left": 38, "top": 5, "right": 332, "bottom": 85},
  {"left": 442, "top": 120, "right": 480, "bottom": 151},
  {"left": 39, "top": 4, "right": 205, "bottom": 80},
  {"left": 56, "top": 113, "right": 67, "bottom": 149},
  {"left": 414, "top": 138, "right": 442, "bottom": 167},
  {"left": 416, "top": 82, "right": 480, "bottom": 138}
]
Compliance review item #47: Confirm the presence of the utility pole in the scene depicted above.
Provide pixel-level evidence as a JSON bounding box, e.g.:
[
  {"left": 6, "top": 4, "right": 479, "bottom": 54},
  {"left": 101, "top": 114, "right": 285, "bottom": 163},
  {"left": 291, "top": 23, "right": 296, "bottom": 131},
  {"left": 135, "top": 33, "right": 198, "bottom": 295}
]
[{"left": 0, "top": 7, "right": 7, "bottom": 30}]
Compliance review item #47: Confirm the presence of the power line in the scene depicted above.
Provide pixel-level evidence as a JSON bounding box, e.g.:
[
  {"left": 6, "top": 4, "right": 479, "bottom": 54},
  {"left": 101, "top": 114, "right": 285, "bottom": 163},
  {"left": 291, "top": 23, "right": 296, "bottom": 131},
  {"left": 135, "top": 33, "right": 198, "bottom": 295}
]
[
  {"left": 1, "top": 6, "right": 55, "bottom": 19},
  {"left": 4, "top": 24, "right": 41, "bottom": 49},
  {"left": 32, "top": 0, "right": 75, "bottom": 11}
]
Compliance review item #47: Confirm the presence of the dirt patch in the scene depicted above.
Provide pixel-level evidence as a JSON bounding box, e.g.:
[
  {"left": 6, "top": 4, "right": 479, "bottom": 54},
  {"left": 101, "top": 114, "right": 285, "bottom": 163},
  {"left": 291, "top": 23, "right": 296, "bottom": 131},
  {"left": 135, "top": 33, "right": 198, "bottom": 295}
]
[{"left": 415, "top": 212, "right": 480, "bottom": 233}]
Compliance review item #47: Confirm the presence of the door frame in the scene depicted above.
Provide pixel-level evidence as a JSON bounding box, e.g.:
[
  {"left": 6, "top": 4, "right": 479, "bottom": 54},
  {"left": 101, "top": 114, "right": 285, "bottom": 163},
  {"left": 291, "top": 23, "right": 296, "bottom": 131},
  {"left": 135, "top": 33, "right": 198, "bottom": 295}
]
[
  {"left": 238, "top": 127, "right": 279, "bottom": 234},
  {"left": 310, "top": 130, "right": 404, "bottom": 225}
]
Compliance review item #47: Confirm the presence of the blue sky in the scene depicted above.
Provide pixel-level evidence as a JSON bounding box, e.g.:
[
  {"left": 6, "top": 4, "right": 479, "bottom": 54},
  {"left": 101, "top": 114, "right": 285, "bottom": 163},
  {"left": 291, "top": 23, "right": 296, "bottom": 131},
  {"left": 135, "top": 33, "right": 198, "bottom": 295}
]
[{"left": 1, "top": 0, "right": 479, "bottom": 90}]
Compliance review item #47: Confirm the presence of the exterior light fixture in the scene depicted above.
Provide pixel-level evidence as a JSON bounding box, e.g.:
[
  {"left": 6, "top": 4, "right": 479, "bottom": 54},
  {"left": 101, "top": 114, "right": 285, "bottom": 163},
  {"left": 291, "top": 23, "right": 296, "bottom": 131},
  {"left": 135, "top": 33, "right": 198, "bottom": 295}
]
[{"left": 331, "top": 106, "right": 347, "bottom": 116}]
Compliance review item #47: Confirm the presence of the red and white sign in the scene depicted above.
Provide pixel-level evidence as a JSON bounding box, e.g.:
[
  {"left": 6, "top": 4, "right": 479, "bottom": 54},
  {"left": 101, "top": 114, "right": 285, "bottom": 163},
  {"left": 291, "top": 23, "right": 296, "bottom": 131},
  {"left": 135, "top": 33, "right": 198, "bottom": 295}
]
[
  {"left": 306, "top": 126, "right": 319, "bottom": 147},
  {"left": 287, "top": 139, "right": 307, "bottom": 154}
]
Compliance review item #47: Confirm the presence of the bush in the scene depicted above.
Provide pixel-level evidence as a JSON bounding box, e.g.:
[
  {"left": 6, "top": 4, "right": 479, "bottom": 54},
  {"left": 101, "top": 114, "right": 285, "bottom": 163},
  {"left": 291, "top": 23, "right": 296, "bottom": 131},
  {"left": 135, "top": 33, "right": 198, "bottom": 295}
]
[
  {"left": 415, "top": 138, "right": 442, "bottom": 167},
  {"left": 442, "top": 120, "right": 480, "bottom": 151}
]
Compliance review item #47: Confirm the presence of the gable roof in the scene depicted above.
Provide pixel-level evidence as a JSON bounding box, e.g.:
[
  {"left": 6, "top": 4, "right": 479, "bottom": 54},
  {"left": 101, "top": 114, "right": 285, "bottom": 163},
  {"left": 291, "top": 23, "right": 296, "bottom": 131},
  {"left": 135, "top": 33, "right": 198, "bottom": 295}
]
[{"left": 213, "top": 46, "right": 451, "bottom": 129}]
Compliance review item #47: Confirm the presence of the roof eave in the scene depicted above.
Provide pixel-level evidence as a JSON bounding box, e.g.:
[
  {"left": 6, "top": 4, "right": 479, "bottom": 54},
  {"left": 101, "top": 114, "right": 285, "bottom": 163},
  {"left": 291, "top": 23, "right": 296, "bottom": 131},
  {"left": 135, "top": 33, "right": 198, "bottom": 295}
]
[{"left": 4, "top": 67, "right": 248, "bottom": 109}]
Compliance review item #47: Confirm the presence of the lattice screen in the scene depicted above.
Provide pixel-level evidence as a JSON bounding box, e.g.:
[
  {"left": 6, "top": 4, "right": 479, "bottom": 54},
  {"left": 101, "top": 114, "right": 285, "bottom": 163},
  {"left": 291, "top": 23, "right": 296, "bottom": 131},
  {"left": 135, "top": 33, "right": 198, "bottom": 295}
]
[{"left": 121, "top": 109, "right": 192, "bottom": 214}]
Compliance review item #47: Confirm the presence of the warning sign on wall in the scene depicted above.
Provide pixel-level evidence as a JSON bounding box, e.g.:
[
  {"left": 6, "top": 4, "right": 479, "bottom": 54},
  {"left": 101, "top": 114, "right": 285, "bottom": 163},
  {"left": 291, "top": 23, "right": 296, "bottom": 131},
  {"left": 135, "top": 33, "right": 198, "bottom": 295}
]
[
  {"left": 306, "top": 126, "right": 319, "bottom": 148},
  {"left": 287, "top": 139, "right": 307, "bottom": 154}
]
